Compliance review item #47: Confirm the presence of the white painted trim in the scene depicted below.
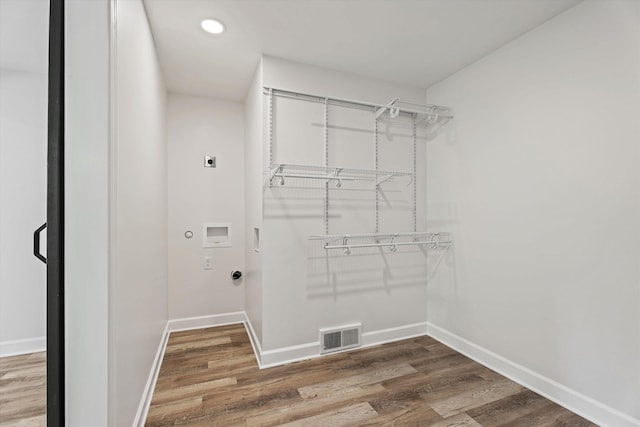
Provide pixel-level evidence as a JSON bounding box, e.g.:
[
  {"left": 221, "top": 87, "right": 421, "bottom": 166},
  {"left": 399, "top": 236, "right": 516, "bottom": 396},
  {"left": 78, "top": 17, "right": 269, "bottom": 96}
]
[
  {"left": 258, "top": 321, "right": 429, "bottom": 369},
  {"left": 134, "top": 314, "right": 431, "bottom": 425},
  {"left": 167, "top": 312, "right": 245, "bottom": 333},
  {"left": 259, "top": 341, "right": 319, "bottom": 369},
  {"left": 0, "top": 337, "right": 46, "bottom": 358},
  {"left": 361, "top": 322, "right": 427, "bottom": 347},
  {"left": 132, "top": 322, "right": 170, "bottom": 427},
  {"left": 242, "top": 313, "right": 263, "bottom": 366},
  {"left": 426, "top": 322, "right": 640, "bottom": 427},
  {"left": 108, "top": 0, "right": 119, "bottom": 424},
  {"left": 135, "top": 312, "right": 249, "bottom": 426}
]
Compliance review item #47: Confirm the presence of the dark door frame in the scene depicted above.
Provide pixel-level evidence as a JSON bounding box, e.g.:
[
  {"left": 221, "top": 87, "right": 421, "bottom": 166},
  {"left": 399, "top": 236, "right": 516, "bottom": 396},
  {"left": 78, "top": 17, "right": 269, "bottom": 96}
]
[{"left": 47, "top": 0, "right": 65, "bottom": 425}]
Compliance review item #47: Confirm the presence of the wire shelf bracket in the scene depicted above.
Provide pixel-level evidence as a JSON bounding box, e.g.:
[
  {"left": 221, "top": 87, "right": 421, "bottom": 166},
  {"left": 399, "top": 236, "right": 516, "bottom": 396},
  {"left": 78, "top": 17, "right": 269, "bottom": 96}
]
[
  {"left": 265, "top": 88, "right": 454, "bottom": 251},
  {"left": 311, "top": 232, "right": 452, "bottom": 256},
  {"left": 268, "top": 163, "right": 412, "bottom": 188},
  {"left": 264, "top": 87, "right": 453, "bottom": 126}
]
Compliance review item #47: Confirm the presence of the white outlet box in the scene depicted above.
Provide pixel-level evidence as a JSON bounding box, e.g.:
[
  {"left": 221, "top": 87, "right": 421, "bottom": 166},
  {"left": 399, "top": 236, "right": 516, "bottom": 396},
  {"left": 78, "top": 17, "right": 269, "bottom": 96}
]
[
  {"left": 203, "top": 223, "right": 231, "bottom": 248},
  {"left": 204, "top": 256, "right": 213, "bottom": 270}
]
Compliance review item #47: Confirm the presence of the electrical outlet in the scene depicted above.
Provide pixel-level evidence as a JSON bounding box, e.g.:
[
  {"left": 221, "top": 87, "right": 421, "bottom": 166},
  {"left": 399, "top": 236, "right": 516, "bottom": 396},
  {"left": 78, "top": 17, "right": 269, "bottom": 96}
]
[
  {"left": 204, "top": 256, "right": 213, "bottom": 270},
  {"left": 204, "top": 156, "right": 216, "bottom": 168}
]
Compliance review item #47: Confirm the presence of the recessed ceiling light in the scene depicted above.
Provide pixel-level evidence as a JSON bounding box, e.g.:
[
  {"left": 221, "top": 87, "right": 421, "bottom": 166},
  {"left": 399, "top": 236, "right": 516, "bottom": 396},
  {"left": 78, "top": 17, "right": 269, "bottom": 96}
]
[{"left": 201, "top": 18, "right": 225, "bottom": 35}]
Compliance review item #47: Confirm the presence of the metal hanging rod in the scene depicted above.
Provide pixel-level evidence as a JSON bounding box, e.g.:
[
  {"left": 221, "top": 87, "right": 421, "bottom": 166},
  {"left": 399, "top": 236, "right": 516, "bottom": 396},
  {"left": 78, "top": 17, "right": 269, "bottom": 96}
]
[
  {"left": 270, "top": 165, "right": 355, "bottom": 187},
  {"left": 311, "top": 231, "right": 444, "bottom": 240},
  {"left": 264, "top": 87, "right": 453, "bottom": 122},
  {"left": 324, "top": 241, "right": 448, "bottom": 253},
  {"left": 318, "top": 232, "right": 451, "bottom": 255},
  {"left": 269, "top": 163, "right": 413, "bottom": 187}
]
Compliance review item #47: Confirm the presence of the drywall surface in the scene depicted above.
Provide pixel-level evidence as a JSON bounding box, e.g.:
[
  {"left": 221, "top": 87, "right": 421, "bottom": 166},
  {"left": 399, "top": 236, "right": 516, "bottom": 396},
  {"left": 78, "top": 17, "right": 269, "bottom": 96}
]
[
  {"left": 243, "top": 61, "right": 264, "bottom": 343},
  {"left": 111, "top": 0, "right": 168, "bottom": 425},
  {"left": 426, "top": 1, "right": 640, "bottom": 424},
  {"left": 0, "top": 70, "right": 47, "bottom": 356},
  {"left": 65, "top": 0, "right": 110, "bottom": 423},
  {"left": 167, "top": 94, "right": 245, "bottom": 319},
  {"left": 260, "top": 56, "right": 428, "bottom": 352},
  {"left": 264, "top": 56, "right": 424, "bottom": 107}
]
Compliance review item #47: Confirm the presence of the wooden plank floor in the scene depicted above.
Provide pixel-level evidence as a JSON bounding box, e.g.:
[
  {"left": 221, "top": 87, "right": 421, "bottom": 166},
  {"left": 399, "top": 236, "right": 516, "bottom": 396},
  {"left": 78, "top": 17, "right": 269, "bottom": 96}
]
[
  {"left": 0, "top": 352, "right": 46, "bottom": 426},
  {"left": 146, "top": 325, "right": 597, "bottom": 426}
]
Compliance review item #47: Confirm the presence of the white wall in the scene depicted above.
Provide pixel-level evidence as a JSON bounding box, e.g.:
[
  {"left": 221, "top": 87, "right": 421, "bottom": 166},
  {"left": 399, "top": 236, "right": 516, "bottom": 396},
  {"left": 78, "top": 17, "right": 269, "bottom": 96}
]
[
  {"left": 65, "top": 0, "right": 110, "bottom": 423},
  {"left": 0, "top": 70, "right": 47, "bottom": 356},
  {"left": 243, "top": 61, "right": 264, "bottom": 343},
  {"left": 426, "top": 1, "right": 640, "bottom": 425},
  {"left": 264, "top": 56, "right": 425, "bottom": 108},
  {"left": 167, "top": 94, "right": 245, "bottom": 319},
  {"left": 110, "top": 0, "right": 168, "bottom": 425},
  {"left": 259, "top": 57, "right": 428, "bottom": 356}
]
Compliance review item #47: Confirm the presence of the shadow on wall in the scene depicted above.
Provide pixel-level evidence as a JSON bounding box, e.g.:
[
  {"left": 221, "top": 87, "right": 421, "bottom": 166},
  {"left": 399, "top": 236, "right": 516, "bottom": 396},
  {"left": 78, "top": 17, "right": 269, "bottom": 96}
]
[
  {"left": 426, "top": 201, "right": 458, "bottom": 284},
  {"left": 310, "top": 119, "right": 430, "bottom": 144},
  {"left": 425, "top": 112, "right": 457, "bottom": 143},
  {"left": 306, "top": 239, "right": 429, "bottom": 300},
  {"left": 427, "top": 244, "right": 451, "bottom": 281},
  {"left": 425, "top": 200, "right": 459, "bottom": 331}
]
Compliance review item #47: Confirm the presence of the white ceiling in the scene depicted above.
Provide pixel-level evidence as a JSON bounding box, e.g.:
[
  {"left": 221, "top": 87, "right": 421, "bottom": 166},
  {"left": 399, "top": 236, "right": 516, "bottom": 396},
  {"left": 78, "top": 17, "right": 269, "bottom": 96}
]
[
  {"left": 143, "top": 0, "right": 582, "bottom": 101},
  {"left": 0, "top": 0, "right": 583, "bottom": 95}
]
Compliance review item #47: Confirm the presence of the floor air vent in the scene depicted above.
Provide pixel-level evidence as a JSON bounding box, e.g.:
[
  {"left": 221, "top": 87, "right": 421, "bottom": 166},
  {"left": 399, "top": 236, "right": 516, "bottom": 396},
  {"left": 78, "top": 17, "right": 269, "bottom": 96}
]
[{"left": 320, "top": 324, "right": 361, "bottom": 354}]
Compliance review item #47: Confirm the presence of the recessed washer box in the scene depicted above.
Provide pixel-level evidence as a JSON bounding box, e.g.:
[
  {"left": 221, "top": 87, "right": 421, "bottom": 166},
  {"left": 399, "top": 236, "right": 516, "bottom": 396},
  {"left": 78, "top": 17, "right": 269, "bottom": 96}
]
[{"left": 203, "top": 223, "right": 231, "bottom": 248}]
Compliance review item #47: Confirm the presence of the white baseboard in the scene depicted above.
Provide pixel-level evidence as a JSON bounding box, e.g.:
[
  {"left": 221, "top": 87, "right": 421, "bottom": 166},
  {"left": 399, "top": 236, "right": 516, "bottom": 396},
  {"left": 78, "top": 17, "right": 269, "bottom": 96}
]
[
  {"left": 242, "top": 313, "right": 263, "bottom": 366},
  {"left": 426, "top": 322, "right": 640, "bottom": 427},
  {"left": 0, "top": 337, "right": 46, "bottom": 358},
  {"left": 259, "top": 340, "right": 319, "bottom": 369},
  {"left": 258, "top": 321, "right": 429, "bottom": 369},
  {"left": 362, "top": 322, "right": 427, "bottom": 347},
  {"left": 167, "top": 311, "right": 246, "bottom": 333},
  {"left": 134, "top": 314, "right": 429, "bottom": 425},
  {"left": 134, "top": 312, "right": 246, "bottom": 427},
  {"left": 134, "top": 317, "right": 640, "bottom": 427},
  {"left": 133, "top": 322, "right": 170, "bottom": 427}
]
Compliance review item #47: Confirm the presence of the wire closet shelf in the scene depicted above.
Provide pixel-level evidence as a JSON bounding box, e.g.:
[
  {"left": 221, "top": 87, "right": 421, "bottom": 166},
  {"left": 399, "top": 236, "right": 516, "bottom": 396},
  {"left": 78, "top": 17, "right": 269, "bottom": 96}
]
[
  {"left": 263, "top": 88, "right": 453, "bottom": 125},
  {"left": 266, "top": 87, "right": 454, "bottom": 254},
  {"left": 269, "top": 163, "right": 413, "bottom": 188},
  {"left": 264, "top": 87, "right": 454, "bottom": 189},
  {"left": 310, "top": 232, "right": 452, "bottom": 256}
]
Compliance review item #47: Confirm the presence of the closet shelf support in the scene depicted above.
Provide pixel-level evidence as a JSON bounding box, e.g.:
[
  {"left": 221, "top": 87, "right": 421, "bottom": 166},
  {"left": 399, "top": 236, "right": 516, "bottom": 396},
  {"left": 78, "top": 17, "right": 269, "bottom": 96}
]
[
  {"left": 264, "top": 87, "right": 454, "bottom": 124},
  {"left": 315, "top": 232, "right": 452, "bottom": 255},
  {"left": 269, "top": 165, "right": 356, "bottom": 187},
  {"left": 268, "top": 163, "right": 412, "bottom": 187}
]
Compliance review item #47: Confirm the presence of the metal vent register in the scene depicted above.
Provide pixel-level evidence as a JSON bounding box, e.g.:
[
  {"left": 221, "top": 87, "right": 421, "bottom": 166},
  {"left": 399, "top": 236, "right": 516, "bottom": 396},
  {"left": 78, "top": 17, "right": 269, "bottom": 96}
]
[{"left": 320, "top": 324, "right": 361, "bottom": 354}]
